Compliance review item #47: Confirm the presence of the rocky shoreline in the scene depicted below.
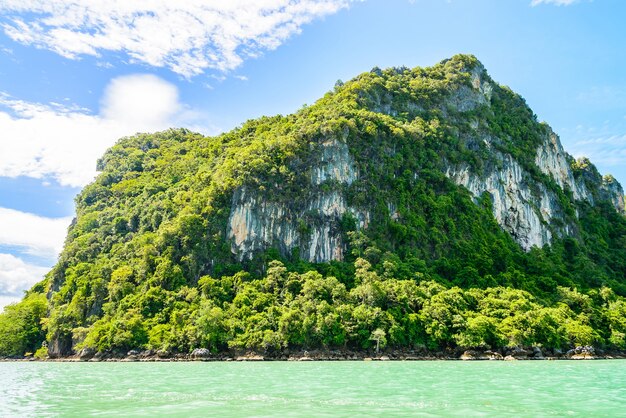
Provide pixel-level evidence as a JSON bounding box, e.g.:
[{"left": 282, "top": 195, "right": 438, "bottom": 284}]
[{"left": 3, "top": 346, "right": 626, "bottom": 362}]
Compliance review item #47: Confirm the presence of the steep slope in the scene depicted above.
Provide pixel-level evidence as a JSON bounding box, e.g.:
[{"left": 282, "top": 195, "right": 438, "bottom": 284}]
[
  {"left": 2, "top": 54, "right": 626, "bottom": 358},
  {"left": 229, "top": 61, "right": 623, "bottom": 257}
]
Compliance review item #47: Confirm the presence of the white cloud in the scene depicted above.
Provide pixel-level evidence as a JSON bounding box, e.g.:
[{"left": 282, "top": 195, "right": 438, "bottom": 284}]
[
  {"left": 569, "top": 134, "right": 626, "bottom": 167},
  {"left": 0, "top": 207, "right": 72, "bottom": 258},
  {"left": 0, "top": 74, "right": 211, "bottom": 187},
  {"left": 0, "top": 253, "right": 49, "bottom": 298},
  {"left": 0, "top": 0, "right": 354, "bottom": 77},
  {"left": 0, "top": 295, "right": 21, "bottom": 312},
  {"left": 0, "top": 207, "right": 70, "bottom": 305},
  {"left": 530, "top": 0, "right": 578, "bottom": 5},
  {"left": 101, "top": 74, "right": 180, "bottom": 126}
]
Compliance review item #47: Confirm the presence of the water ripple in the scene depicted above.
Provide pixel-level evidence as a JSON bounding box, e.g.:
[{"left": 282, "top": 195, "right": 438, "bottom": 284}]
[{"left": 0, "top": 360, "right": 625, "bottom": 417}]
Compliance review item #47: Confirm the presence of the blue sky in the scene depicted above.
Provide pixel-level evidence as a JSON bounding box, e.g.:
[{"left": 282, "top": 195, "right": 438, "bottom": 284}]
[{"left": 0, "top": 0, "right": 625, "bottom": 310}]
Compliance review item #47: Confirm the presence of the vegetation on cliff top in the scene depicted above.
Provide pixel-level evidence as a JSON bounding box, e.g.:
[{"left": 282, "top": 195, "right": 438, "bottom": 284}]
[{"left": 1, "top": 54, "right": 625, "bottom": 357}]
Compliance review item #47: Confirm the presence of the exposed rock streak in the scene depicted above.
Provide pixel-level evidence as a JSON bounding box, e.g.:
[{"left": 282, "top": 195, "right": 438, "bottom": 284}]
[
  {"left": 228, "top": 136, "right": 368, "bottom": 262},
  {"left": 445, "top": 154, "right": 566, "bottom": 251}
]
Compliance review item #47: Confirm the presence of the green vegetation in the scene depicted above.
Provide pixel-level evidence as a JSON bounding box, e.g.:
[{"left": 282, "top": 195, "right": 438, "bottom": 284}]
[
  {"left": 1, "top": 54, "right": 625, "bottom": 357},
  {"left": 0, "top": 292, "right": 47, "bottom": 356}
]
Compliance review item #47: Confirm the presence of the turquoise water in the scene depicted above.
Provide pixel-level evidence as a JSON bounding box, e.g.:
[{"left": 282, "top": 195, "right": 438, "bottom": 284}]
[{"left": 1, "top": 360, "right": 625, "bottom": 417}]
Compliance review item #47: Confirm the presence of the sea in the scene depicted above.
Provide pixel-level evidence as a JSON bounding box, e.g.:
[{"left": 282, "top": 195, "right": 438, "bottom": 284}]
[{"left": 1, "top": 360, "right": 625, "bottom": 417}]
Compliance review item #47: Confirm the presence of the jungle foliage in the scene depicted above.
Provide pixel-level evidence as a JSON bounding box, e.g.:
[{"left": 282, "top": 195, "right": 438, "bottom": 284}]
[{"left": 1, "top": 55, "right": 625, "bottom": 357}]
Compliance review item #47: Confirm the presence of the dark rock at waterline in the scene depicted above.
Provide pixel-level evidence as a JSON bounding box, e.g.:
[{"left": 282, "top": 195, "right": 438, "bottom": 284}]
[
  {"left": 460, "top": 349, "right": 504, "bottom": 360},
  {"left": 532, "top": 346, "right": 544, "bottom": 359},
  {"left": 484, "top": 350, "right": 503, "bottom": 360},
  {"left": 566, "top": 346, "right": 594, "bottom": 356},
  {"left": 191, "top": 348, "right": 212, "bottom": 359},
  {"left": 567, "top": 346, "right": 595, "bottom": 359},
  {"left": 140, "top": 349, "right": 155, "bottom": 358},
  {"left": 157, "top": 349, "right": 170, "bottom": 358},
  {"left": 509, "top": 347, "right": 531, "bottom": 359},
  {"left": 460, "top": 350, "right": 487, "bottom": 360},
  {"left": 236, "top": 354, "right": 265, "bottom": 361},
  {"left": 47, "top": 335, "right": 72, "bottom": 359},
  {"left": 78, "top": 347, "right": 96, "bottom": 361},
  {"left": 124, "top": 350, "right": 141, "bottom": 361}
]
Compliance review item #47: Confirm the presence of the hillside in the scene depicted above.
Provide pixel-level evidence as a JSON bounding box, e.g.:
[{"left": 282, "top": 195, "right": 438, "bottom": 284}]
[{"left": 2, "top": 54, "right": 626, "bottom": 359}]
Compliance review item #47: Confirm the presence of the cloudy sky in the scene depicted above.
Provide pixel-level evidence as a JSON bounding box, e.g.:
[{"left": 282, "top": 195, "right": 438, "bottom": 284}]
[{"left": 0, "top": 0, "right": 625, "bottom": 310}]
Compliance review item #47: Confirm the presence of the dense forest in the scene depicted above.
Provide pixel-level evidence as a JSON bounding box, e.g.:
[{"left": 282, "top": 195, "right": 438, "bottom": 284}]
[{"left": 1, "top": 55, "right": 625, "bottom": 358}]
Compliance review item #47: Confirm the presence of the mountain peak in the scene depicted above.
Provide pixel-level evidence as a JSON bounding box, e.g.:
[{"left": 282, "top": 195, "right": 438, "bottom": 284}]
[
  {"left": 5, "top": 55, "right": 626, "bottom": 358},
  {"left": 440, "top": 53, "right": 485, "bottom": 71}
]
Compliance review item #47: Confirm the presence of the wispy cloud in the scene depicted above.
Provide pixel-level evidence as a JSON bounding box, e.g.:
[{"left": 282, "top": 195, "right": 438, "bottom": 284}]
[
  {"left": 0, "top": 74, "right": 214, "bottom": 187},
  {"left": 0, "top": 295, "right": 21, "bottom": 312},
  {"left": 0, "top": 253, "right": 49, "bottom": 297},
  {"left": 0, "top": 207, "right": 71, "bottom": 259},
  {"left": 576, "top": 86, "right": 626, "bottom": 109},
  {"left": 0, "top": 1, "right": 354, "bottom": 77},
  {"left": 0, "top": 207, "right": 73, "bottom": 309},
  {"left": 0, "top": 252, "right": 52, "bottom": 312},
  {"left": 0, "top": 207, "right": 72, "bottom": 306},
  {"left": 569, "top": 134, "right": 626, "bottom": 167},
  {"left": 531, "top": 0, "right": 579, "bottom": 5}
]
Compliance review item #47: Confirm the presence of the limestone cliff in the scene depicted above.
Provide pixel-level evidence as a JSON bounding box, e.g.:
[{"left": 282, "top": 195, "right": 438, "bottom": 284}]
[
  {"left": 228, "top": 135, "right": 369, "bottom": 262},
  {"left": 601, "top": 175, "right": 625, "bottom": 213},
  {"left": 35, "top": 54, "right": 626, "bottom": 358},
  {"left": 534, "top": 129, "right": 591, "bottom": 202},
  {"left": 226, "top": 57, "right": 624, "bottom": 259},
  {"left": 444, "top": 154, "right": 569, "bottom": 251}
]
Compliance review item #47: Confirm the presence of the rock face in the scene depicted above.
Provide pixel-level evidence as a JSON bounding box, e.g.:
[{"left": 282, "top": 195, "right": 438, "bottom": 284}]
[
  {"left": 311, "top": 137, "right": 358, "bottom": 185},
  {"left": 601, "top": 176, "right": 625, "bottom": 214},
  {"left": 227, "top": 59, "right": 625, "bottom": 260},
  {"left": 442, "top": 125, "right": 616, "bottom": 251},
  {"left": 48, "top": 334, "right": 72, "bottom": 358},
  {"left": 441, "top": 66, "right": 620, "bottom": 251},
  {"left": 191, "top": 348, "right": 211, "bottom": 359},
  {"left": 445, "top": 154, "right": 569, "bottom": 251},
  {"left": 228, "top": 134, "right": 369, "bottom": 262},
  {"left": 566, "top": 346, "right": 595, "bottom": 360},
  {"left": 447, "top": 65, "right": 493, "bottom": 112},
  {"left": 535, "top": 129, "right": 591, "bottom": 202},
  {"left": 440, "top": 63, "right": 568, "bottom": 250},
  {"left": 78, "top": 347, "right": 96, "bottom": 361}
]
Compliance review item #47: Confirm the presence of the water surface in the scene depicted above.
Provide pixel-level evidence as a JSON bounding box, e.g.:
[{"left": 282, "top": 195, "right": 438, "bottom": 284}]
[{"left": 1, "top": 360, "right": 625, "bottom": 417}]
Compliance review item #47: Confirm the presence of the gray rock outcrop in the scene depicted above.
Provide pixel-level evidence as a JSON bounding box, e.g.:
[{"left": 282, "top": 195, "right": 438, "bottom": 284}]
[
  {"left": 226, "top": 61, "right": 625, "bottom": 259},
  {"left": 228, "top": 134, "right": 369, "bottom": 263}
]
